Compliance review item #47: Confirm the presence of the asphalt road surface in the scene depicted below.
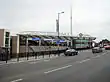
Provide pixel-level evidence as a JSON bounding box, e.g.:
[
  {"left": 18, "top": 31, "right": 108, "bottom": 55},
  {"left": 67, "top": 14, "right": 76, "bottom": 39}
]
[{"left": 0, "top": 50, "right": 110, "bottom": 82}]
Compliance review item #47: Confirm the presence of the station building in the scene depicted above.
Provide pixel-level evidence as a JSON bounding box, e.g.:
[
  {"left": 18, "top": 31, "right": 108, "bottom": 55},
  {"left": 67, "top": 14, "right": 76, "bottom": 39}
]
[{"left": 0, "top": 29, "right": 96, "bottom": 58}]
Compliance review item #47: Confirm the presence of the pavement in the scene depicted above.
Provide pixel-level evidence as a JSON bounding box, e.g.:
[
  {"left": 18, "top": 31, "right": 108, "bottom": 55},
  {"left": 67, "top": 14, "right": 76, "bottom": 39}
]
[
  {"left": 0, "top": 49, "right": 110, "bottom": 82},
  {"left": 0, "top": 54, "right": 59, "bottom": 65}
]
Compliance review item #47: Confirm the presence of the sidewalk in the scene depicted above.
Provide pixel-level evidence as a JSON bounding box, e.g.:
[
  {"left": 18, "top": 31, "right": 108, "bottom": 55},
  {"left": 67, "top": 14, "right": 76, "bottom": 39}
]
[{"left": 0, "top": 54, "right": 60, "bottom": 65}]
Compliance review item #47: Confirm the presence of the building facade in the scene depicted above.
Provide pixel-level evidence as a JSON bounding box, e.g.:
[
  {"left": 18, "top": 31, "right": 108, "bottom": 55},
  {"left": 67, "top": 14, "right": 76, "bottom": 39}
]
[
  {"left": 0, "top": 29, "right": 10, "bottom": 60},
  {"left": 9, "top": 31, "right": 96, "bottom": 57},
  {"left": 0, "top": 29, "right": 10, "bottom": 48},
  {"left": 0, "top": 30, "right": 96, "bottom": 58}
]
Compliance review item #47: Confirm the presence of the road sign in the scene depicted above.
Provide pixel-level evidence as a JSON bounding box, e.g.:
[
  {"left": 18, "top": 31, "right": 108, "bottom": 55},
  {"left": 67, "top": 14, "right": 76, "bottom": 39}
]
[{"left": 79, "top": 33, "right": 83, "bottom": 37}]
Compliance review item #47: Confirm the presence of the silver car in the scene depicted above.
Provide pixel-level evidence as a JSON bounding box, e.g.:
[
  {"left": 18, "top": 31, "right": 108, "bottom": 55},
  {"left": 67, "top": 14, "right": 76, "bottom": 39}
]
[
  {"left": 64, "top": 49, "right": 78, "bottom": 56},
  {"left": 92, "top": 47, "right": 102, "bottom": 53}
]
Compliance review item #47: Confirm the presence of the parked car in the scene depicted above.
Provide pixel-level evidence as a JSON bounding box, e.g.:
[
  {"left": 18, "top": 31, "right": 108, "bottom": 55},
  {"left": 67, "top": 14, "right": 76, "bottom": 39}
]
[
  {"left": 104, "top": 45, "right": 110, "bottom": 50},
  {"left": 64, "top": 49, "right": 78, "bottom": 56},
  {"left": 92, "top": 47, "right": 102, "bottom": 53}
]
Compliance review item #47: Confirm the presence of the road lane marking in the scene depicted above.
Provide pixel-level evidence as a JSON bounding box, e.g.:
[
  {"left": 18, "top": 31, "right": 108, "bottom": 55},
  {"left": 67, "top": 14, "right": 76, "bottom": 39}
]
[
  {"left": 29, "top": 61, "right": 42, "bottom": 64},
  {"left": 79, "top": 59, "right": 90, "bottom": 63},
  {"left": 44, "top": 59, "right": 50, "bottom": 62},
  {"left": 92, "top": 56, "right": 97, "bottom": 58},
  {"left": 101, "top": 53, "right": 106, "bottom": 56},
  {"left": 93, "top": 55, "right": 101, "bottom": 58},
  {"left": 96, "top": 55, "right": 100, "bottom": 57},
  {"left": 11, "top": 79, "right": 23, "bottom": 82},
  {"left": 29, "top": 59, "right": 50, "bottom": 64},
  {"left": 29, "top": 62, "right": 37, "bottom": 64},
  {"left": 44, "top": 65, "right": 72, "bottom": 74}
]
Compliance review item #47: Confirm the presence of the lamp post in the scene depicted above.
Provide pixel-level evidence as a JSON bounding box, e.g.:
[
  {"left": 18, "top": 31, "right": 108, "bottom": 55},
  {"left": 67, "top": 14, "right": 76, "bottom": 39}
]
[
  {"left": 26, "top": 35, "right": 29, "bottom": 60},
  {"left": 56, "top": 12, "right": 64, "bottom": 35},
  {"left": 56, "top": 11, "right": 64, "bottom": 56}
]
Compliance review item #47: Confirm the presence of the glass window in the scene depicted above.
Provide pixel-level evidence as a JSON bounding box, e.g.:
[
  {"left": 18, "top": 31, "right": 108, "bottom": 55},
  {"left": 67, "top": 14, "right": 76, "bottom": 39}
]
[
  {"left": 5, "top": 38, "right": 9, "bottom": 44},
  {"left": 5, "top": 44, "right": 9, "bottom": 47},
  {"left": 19, "top": 35, "right": 26, "bottom": 45},
  {"left": 5, "top": 32, "right": 10, "bottom": 37}
]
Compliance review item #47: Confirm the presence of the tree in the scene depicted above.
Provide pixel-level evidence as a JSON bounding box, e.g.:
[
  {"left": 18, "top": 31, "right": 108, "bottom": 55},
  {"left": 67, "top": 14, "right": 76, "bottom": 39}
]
[{"left": 101, "top": 39, "right": 110, "bottom": 43}]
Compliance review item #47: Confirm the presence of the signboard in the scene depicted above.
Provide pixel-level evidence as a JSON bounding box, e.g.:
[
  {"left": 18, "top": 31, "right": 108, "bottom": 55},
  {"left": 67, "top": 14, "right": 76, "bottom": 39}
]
[
  {"left": 32, "top": 38, "right": 40, "bottom": 41},
  {"left": 56, "top": 41, "right": 60, "bottom": 44},
  {"left": 43, "top": 39, "right": 53, "bottom": 41},
  {"left": 28, "top": 38, "right": 40, "bottom": 41},
  {"left": 28, "top": 38, "right": 32, "bottom": 40},
  {"left": 79, "top": 33, "right": 83, "bottom": 37},
  {"left": 56, "top": 40, "right": 65, "bottom": 44}
]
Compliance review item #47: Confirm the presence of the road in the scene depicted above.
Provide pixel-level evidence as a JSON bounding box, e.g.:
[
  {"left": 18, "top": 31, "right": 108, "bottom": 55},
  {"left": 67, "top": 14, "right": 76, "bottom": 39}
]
[{"left": 0, "top": 50, "right": 110, "bottom": 82}]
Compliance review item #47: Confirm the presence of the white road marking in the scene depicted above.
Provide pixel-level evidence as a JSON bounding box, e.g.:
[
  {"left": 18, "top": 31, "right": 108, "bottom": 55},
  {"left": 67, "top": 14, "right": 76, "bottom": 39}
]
[
  {"left": 11, "top": 79, "right": 23, "bottom": 82},
  {"left": 101, "top": 53, "right": 106, "bottom": 56},
  {"left": 92, "top": 55, "right": 101, "bottom": 59},
  {"left": 29, "top": 61, "right": 42, "bottom": 64},
  {"left": 96, "top": 55, "right": 100, "bottom": 57},
  {"left": 92, "top": 56, "right": 97, "bottom": 58},
  {"left": 29, "top": 62, "right": 37, "bottom": 64},
  {"left": 44, "top": 59, "right": 50, "bottom": 62},
  {"left": 44, "top": 65, "right": 72, "bottom": 74},
  {"left": 29, "top": 59, "right": 50, "bottom": 64},
  {"left": 79, "top": 59, "right": 90, "bottom": 63},
  {"left": 95, "top": 55, "right": 101, "bottom": 58}
]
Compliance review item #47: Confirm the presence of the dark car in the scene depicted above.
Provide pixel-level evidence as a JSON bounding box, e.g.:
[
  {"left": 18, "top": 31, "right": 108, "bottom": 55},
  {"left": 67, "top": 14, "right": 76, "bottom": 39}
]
[
  {"left": 92, "top": 47, "right": 102, "bottom": 53},
  {"left": 64, "top": 49, "right": 78, "bottom": 56}
]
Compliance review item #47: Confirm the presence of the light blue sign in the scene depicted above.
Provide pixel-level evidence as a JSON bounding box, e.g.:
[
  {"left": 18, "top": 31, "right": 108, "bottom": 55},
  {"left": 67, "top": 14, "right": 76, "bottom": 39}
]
[{"left": 32, "top": 38, "right": 40, "bottom": 41}]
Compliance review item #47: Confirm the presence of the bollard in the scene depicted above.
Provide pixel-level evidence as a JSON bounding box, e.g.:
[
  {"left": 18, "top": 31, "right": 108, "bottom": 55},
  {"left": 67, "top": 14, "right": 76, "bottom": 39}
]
[
  {"left": 17, "top": 53, "right": 19, "bottom": 62},
  {"left": 6, "top": 56, "right": 7, "bottom": 63},
  {"left": 43, "top": 52, "right": 44, "bottom": 58},
  {"left": 27, "top": 53, "right": 29, "bottom": 60},
  {"left": 35, "top": 52, "right": 37, "bottom": 59},
  {"left": 38, "top": 52, "right": 39, "bottom": 58},
  {"left": 58, "top": 50, "right": 60, "bottom": 56},
  {"left": 6, "top": 50, "right": 8, "bottom": 63},
  {"left": 49, "top": 51, "right": 51, "bottom": 58}
]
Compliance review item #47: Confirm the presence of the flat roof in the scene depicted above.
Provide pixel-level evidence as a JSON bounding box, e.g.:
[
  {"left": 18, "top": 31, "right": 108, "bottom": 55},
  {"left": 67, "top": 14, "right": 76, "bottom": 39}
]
[{"left": 18, "top": 31, "right": 96, "bottom": 40}]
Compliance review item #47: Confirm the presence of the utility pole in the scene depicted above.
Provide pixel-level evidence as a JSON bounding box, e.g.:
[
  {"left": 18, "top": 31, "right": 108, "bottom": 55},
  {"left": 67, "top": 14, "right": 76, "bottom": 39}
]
[
  {"left": 26, "top": 35, "right": 29, "bottom": 60},
  {"left": 70, "top": 5, "right": 73, "bottom": 48},
  {"left": 70, "top": 5, "right": 73, "bottom": 36},
  {"left": 56, "top": 12, "right": 64, "bottom": 56}
]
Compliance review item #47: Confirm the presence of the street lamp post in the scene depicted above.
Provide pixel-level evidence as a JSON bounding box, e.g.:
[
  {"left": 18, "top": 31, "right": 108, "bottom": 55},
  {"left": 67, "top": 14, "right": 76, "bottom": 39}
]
[
  {"left": 57, "top": 12, "right": 64, "bottom": 35},
  {"left": 26, "top": 35, "right": 29, "bottom": 60},
  {"left": 57, "top": 12, "right": 64, "bottom": 56}
]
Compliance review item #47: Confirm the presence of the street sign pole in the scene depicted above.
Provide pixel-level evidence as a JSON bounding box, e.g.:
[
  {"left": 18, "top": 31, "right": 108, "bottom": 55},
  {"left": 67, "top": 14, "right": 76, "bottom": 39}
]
[{"left": 26, "top": 35, "right": 29, "bottom": 60}]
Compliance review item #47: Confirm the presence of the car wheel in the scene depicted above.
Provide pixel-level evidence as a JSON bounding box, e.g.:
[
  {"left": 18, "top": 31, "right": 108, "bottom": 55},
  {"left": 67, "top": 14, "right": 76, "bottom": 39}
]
[
  {"left": 71, "top": 53, "right": 74, "bottom": 56},
  {"left": 76, "top": 52, "right": 78, "bottom": 55}
]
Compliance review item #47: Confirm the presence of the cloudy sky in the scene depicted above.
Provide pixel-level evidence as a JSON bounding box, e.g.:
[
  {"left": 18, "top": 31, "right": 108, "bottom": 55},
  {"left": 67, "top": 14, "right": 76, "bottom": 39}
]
[{"left": 0, "top": 0, "right": 110, "bottom": 41}]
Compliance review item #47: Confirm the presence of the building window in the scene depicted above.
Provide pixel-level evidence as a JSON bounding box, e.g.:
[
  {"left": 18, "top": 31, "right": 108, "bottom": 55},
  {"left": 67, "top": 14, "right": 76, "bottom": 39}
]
[
  {"left": 19, "top": 35, "right": 26, "bottom": 45},
  {"left": 5, "top": 38, "right": 9, "bottom": 45},
  {"left": 6, "top": 32, "right": 10, "bottom": 37},
  {"left": 5, "top": 44, "right": 9, "bottom": 47}
]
